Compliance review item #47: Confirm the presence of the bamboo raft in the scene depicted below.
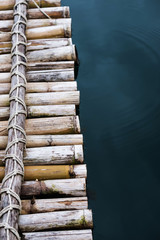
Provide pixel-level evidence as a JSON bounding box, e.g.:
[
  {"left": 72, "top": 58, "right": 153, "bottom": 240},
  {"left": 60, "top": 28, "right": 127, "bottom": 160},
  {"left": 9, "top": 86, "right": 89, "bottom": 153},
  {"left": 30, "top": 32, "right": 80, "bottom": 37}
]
[{"left": 0, "top": 0, "right": 93, "bottom": 239}]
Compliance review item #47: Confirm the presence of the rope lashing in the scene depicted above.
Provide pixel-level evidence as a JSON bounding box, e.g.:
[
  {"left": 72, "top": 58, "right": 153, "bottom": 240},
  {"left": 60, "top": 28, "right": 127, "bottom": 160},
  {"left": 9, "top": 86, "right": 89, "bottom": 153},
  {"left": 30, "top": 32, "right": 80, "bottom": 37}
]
[{"left": 0, "top": 0, "right": 28, "bottom": 239}]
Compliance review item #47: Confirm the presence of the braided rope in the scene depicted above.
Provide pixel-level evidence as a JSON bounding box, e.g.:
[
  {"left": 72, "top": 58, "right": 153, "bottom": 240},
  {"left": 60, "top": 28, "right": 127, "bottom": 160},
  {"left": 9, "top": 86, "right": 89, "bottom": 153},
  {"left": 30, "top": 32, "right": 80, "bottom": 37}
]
[{"left": 0, "top": 1, "right": 28, "bottom": 239}]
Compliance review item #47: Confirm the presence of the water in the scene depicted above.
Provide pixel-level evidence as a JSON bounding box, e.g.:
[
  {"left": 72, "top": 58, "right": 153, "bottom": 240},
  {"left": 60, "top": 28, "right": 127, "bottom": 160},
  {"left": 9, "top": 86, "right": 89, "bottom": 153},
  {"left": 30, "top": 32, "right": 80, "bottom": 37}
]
[{"left": 65, "top": 0, "right": 160, "bottom": 239}]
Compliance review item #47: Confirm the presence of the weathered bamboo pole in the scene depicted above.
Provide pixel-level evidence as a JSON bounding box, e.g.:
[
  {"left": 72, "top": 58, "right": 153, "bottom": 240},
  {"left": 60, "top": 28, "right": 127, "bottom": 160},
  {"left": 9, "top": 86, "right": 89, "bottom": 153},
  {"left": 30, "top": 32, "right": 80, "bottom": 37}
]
[
  {"left": 0, "top": 25, "right": 71, "bottom": 42},
  {"left": 21, "top": 197, "right": 88, "bottom": 214},
  {"left": 0, "top": 61, "right": 74, "bottom": 72},
  {"left": 0, "top": 145, "right": 84, "bottom": 165},
  {"left": 0, "top": 116, "right": 81, "bottom": 136},
  {"left": 0, "top": 91, "right": 80, "bottom": 107},
  {"left": 0, "top": 105, "right": 76, "bottom": 120},
  {"left": 0, "top": 7, "right": 70, "bottom": 20},
  {"left": 20, "top": 178, "right": 86, "bottom": 197},
  {"left": 0, "top": 178, "right": 87, "bottom": 198},
  {"left": 0, "top": 0, "right": 61, "bottom": 10},
  {"left": 19, "top": 210, "right": 93, "bottom": 232},
  {"left": 0, "top": 165, "right": 87, "bottom": 181},
  {"left": 0, "top": 19, "right": 71, "bottom": 32},
  {"left": 0, "top": 46, "right": 77, "bottom": 65},
  {"left": 0, "top": 38, "right": 72, "bottom": 54},
  {"left": 22, "top": 230, "right": 93, "bottom": 240},
  {"left": 0, "top": 69, "right": 74, "bottom": 83},
  {"left": 0, "top": 179, "right": 87, "bottom": 197},
  {"left": 0, "top": 82, "right": 77, "bottom": 94},
  {"left": 0, "top": 0, "right": 28, "bottom": 239},
  {"left": 0, "top": 134, "right": 83, "bottom": 150},
  {"left": 0, "top": 197, "right": 88, "bottom": 214}
]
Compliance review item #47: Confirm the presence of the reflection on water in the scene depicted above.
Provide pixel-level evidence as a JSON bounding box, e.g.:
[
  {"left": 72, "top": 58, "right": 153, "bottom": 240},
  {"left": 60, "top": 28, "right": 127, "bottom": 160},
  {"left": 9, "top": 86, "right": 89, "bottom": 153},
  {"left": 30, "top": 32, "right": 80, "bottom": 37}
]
[{"left": 66, "top": 0, "right": 160, "bottom": 239}]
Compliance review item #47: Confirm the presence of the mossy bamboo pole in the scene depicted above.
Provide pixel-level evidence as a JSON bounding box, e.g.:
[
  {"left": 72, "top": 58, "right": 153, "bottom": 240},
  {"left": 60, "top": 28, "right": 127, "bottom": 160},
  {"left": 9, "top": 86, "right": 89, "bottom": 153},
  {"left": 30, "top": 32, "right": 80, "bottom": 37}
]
[
  {"left": 19, "top": 210, "right": 93, "bottom": 232},
  {"left": 0, "top": 165, "right": 87, "bottom": 181},
  {"left": 0, "top": 145, "right": 84, "bottom": 165},
  {"left": 22, "top": 230, "right": 93, "bottom": 240},
  {"left": 0, "top": 134, "right": 83, "bottom": 150},
  {"left": 0, "top": 178, "right": 86, "bottom": 197},
  {"left": 0, "top": 0, "right": 61, "bottom": 10},
  {"left": 0, "top": 7, "right": 70, "bottom": 20},
  {"left": 0, "top": 116, "right": 81, "bottom": 136},
  {"left": 0, "top": 19, "right": 71, "bottom": 32}
]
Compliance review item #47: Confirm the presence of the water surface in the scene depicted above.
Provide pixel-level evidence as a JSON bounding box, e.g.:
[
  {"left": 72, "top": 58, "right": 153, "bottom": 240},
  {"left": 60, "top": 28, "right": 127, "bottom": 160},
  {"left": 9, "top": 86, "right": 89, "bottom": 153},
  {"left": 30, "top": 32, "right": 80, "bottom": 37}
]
[{"left": 65, "top": 0, "right": 160, "bottom": 239}]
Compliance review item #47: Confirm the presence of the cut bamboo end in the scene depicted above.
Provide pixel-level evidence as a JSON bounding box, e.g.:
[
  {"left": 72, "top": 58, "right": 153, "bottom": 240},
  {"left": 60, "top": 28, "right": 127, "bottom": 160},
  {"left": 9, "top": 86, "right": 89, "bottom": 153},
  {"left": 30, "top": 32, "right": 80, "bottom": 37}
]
[
  {"left": 0, "top": 0, "right": 61, "bottom": 10},
  {"left": 21, "top": 197, "right": 88, "bottom": 215},
  {"left": 0, "top": 165, "right": 87, "bottom": 181},
  {"left": 0, "top": 134, "right": 83, "bottom": 150},
  {"left": 19, "top": 210, "right": 93, "bottom": 232},
  {"left": 0, "top": 145, "right": 84, "bottom": 165},
  {"left": 22, "top": 230, "right": 93, "bottom": 240},
  {"left": 0, "top": 116, "right": 81, "bottom": 136},
  {"left": 0, "top": 7, "right": 70, "bottom": 20}
]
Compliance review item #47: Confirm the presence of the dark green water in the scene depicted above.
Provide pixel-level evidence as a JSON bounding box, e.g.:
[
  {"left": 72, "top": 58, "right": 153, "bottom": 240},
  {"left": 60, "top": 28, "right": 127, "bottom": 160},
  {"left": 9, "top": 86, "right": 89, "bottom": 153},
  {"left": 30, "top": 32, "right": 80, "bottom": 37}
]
[{"left": 65, "top": 0, "right": 160, "bottom": 239}]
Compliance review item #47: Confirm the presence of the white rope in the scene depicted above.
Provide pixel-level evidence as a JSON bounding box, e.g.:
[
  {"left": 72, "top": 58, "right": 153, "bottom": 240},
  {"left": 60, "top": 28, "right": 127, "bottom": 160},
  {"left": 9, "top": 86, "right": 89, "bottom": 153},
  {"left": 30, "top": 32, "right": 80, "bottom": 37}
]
[
  {"left": 0, "top": 0, "right": 28, "bottom": 239},
  {"left": 31, "top": 0, "right": 52, "bottom": 19}
]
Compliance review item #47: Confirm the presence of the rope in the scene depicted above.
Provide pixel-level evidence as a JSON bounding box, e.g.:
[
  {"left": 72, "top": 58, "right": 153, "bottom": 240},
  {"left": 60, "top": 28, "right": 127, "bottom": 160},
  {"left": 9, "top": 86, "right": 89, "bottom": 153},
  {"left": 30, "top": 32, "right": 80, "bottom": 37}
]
[
  {"left": 0, "top": 0, "right": 28, "bottom": 239},
  {"left": 31, "top": 0, "right": 52, "bottom": 19}
]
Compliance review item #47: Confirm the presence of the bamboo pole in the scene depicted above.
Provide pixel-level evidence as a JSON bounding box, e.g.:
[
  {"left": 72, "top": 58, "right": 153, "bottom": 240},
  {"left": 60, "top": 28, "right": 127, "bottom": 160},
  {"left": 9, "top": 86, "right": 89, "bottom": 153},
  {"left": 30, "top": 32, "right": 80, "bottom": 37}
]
[
  {"left": 0, "top": 116, "right": 81, "bottom": 136},
  {"left": 0, "top": 0, "right": 28, "bottom": 239},
  {"left": 0, "top": 197, "right": 88, "bottom": 214},
  {"left": 0, "top": 19, "right": 71, "bottom": 32},
  {"left": 21, "top": 178, "right": 86, "bottom": 197},
  {"left": 0, "top": 179, "right": 87, "bottom": 197},
  {"left": 0, "top": 91, "right": 80, "bottom": 107},
  {"left": 0, "top": 7, "right": 70, "bottom": 20},
  {"left": 0, "top": 134, "right": 83, "bottom": 150},
  {"left": 0, "top": 46, "right": 77, "bottom": 65},
  {"left": 21, "top": 197, "right": 88, "bottom": 214},
  {"left": 0, "top": 0, "right": 61, "bottom": 10},
  {"left": 0, "top": 61, "right": 74, "bottom": 72},
  {"left": 19, "top": 210, "right": 93, "bottom": 232},
  {"left": 0, "top": 38, "right": 72, "bottom": 54},
  {"left": 0, "top": 82, "right": 77, "bottom": 94},
  {"left": 0, "top": 145, "right": 84, "bottom": 165},
  {"left": 0, "top": 69, "right": 74, "bottom": 83},
  {"left": 0, "top": 105, "right": 76, "bottom": 120},
  {"left": 22, "top": 230, "right": 93, "bottom": 240},
  {"left": 0, "top": 25, "right": 71, "bottom": 42},
  {"left": 0, "top": 165, "right": 87, "bottom": 181}
]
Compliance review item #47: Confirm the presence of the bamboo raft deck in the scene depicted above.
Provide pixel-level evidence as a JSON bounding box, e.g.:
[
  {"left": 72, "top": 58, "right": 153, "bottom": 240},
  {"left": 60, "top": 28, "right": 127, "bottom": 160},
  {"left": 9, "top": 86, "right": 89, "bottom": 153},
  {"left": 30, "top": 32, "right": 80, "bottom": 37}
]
[{"left": 0, "top": 0, "right": 93, "bottom": 239}]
